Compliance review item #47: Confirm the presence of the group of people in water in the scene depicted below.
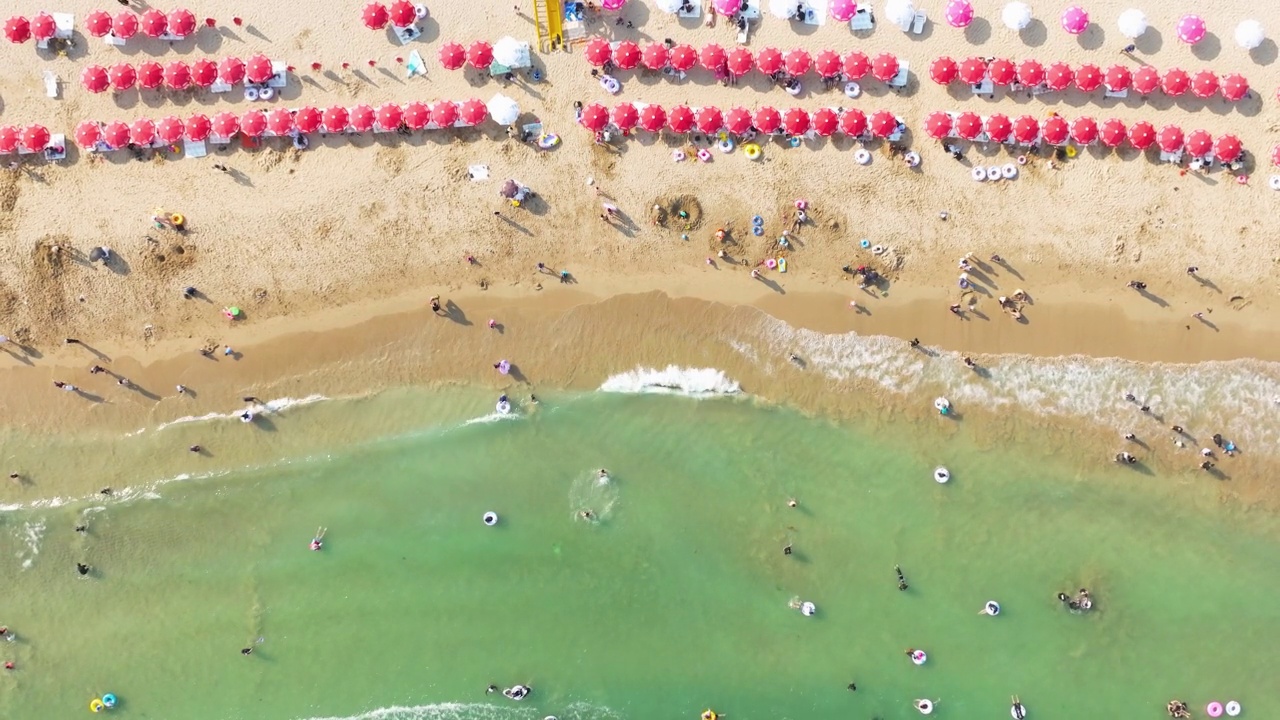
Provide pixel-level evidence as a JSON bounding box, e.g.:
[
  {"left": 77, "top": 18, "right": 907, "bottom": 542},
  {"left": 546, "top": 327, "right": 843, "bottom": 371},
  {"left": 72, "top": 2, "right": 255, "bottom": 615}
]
[{"left": 1056, "top": 588, "right": 1094, "bottom": 612}]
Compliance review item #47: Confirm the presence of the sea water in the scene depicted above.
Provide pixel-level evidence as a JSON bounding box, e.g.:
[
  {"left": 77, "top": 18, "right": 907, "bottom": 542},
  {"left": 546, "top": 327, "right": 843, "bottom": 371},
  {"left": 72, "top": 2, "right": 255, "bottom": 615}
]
[{"left": 0, "top": 379, "right": 1276, "bottom": 720}]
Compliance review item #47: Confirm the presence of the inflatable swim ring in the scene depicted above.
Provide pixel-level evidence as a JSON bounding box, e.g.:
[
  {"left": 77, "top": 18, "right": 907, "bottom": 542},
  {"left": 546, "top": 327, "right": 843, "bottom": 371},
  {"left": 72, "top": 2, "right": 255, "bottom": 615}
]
[
  {"left": 934, "top": 397, "right": 951, "bottom": 413},
  {"left": 1208, "top": 702, "right": 1223, "bottom": 718},
  {"left": 1016, "top": 154, "right": 1028, "bottom": 165},
  {"left": 1064, "top": 145, "right": 1077, "bottom": 157},
  {"left": 904, "top": 151, "right": 921, "bottom": 167},
  {"left": 915, "top": 699, "right": 934, "bottom": 715},
  {"left": 697, "top": 148, "right": 713, "bottom": 162},
  {"left": 1269, "top": 175, "right": 1280, "bottom": 191},
  {"left": 844, "top": 81, "right": 861, "bottom": 98},
  {"left": 170, "top": 213, "right": 185, "bottom": 227},
  {"left": 244, "top": 87, "right": 259, "bottom": 101},
  {"left": 986, "top": 165, "right": 1002, "bottom": 181},
  {"left": 415, "top": 3, "right": 428, "bottom": 17},
  {"left": 860, "top": 239, "right": 871, "bottom": 249},
  {"left": 259, "top": 87, "right": 275, "bottom": 100},
  {"left": 90, "top": 699, "right": 105, "bottom": 713},
  {"left": 310, "top": 538, "right": 322, "bottom": 551},
  {"left": 972, "top": 165, "right": 987, "bottom": 181},
  {"left": 911, "top": 650, "right": 927, "bottom": 665},
  {"left": 788, "top": 136, "right": 801, "bottom": 147},
  {"left": 984, "top": 601, "right": 1001, "bottom": 616},
  {"left": 778, "top": 257, "right": 787, "bottom": 273},
  {"left": 871, "top": 244, "right": 885, "bottom": 255},
  {"left": 752, "top": 215, "right": 764, "bottom": 226},
  {"left": 496, "top": 400, "right": 511, "bottom": 414},
  {"left": 672, "top": 150, "right": 687, "bottom": 162},
  {"left": 854, "top": 149, "right": 871, "bottom": 165},
  {"left": 240, "top": 411, "right": 254, "bottom": 423},
  {"left": 765, "top": 258, "right": 778, "bottom": 269},
  {"left": 752, "top": 226, "right": 764, "bottom": 236},
  {"left": 1010, "top": 701, "right": 1026, "bottom": 719},
  {"left": 483, "top": 511, "right": 498, "bottom": 526},
  {"left": 702, "top": 711, "right": 718, "bottom": 720},
  {"left": 1236, "top": 174, "right": 1248, "bottom": 185},
  {"left": 102, "top": 694, "right": 117, "bottom": 709},
  {"left": 718, "top": 138, "right": 735, "bottom": 153},
  {"left": 496, "top": 360, "right": 511, "bottom": 375},
  {"left": 800, "top": 601, "right": 816, "bottom": 616},
  {"left": 743, "top": 143, "right": 762, "bottom": 160},
  {"left": 934, "top": 467, "right": 950, "bottom": 484},
  {"left": 785, "top": 82, "right": 802, "bottom": 96},
  {"left": 1225, "top": 701, "right": 1241, "bottom": 717},
  {"left": 537, "top": 133, "right": 560, "bottom": 148},
  {"left": 1002, "top": 163, "right": 1018, "bottom": 179},
  {"left": 600, "top": 76, "right": 621, "bottom": 94}
]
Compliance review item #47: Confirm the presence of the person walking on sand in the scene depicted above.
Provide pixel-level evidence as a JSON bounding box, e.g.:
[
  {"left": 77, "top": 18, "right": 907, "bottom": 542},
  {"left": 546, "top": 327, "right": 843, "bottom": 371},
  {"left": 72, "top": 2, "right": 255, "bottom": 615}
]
[{"left": 429, "top": 296, "right": 444, "bottom": 315}]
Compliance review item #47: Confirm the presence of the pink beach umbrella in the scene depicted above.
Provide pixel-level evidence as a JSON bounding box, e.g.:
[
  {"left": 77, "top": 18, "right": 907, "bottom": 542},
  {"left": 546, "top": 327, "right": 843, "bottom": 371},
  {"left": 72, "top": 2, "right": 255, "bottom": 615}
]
[
  {"left": 713, "top": 0, "right": 741, "bottom": 15},
  {"left": 945, "top": 0, "right": 974, "bottom": 28},
  {"left": 611, "top": 102, "right": 638, "bottom": 131},
  {"left": 85, "top": 10, "right": 113, "bottom": 38},
  {"left": 726, "top": 47, "right": 754, "bottom": 76},
  {"left": 782, "top": 107, "right": 809, "bottom": 136},
  {"left": 101, "top": 121, "right": 129, "bottom": 149},
  {"left": 601, "top": 0, "right": 626, "bottom": 8},
  {"left": 724, "top": 106, "right": 752, "bottom": 135},
  {"left": 930, "top": 56, "right": 957, "bottom": 85},
  {"left": 438, "top": 41, "right": 465, "bottom": 70},
  {"left": 321, "top": 106, "right": 350, "bottom": 133},
  {"left": 667, "top": 105, "right": 694, "bottom": 133},
  {"left": 1061, "top": 5, "right": 1089, "bottom": 35},
  {"left": 843, "top": 51, "right": 870, "bottom": 79},
  {"left": 579, "top": 103, "right": 607, "bottom": 131},
  {"left": 812, "top": 108, "right": 838, "bottom": 137},
  {"left": 4, "top": 16, "right": 30, "bottom": 44},
  {"left": 31, "top": 12, "right": 56, "bottom": 42},
  {"left": 869, "top": 110, "right": 898, "bottom": 138},
  {"left": 156, "top": 116, "right": 185, "bottom": 144},
  {"left": 129, "top": 118, "right": 156, "bottom": 146},
  {"left": 293, "top": 108, "right": 321, "bottom": 134},
  {"left": 363, "top": 2, "right": 389, "bottom": 29},
  {"left": 613, "top": 40, "right": 641, "bottom": 70},
  {"left": 988, "top": 58, "right": 1016, "bottom": 86},
  {"left": 1132, "top": 66, "right": 1159, "bottom": 95},
  {"left": 753, "top": 106, "right": 781, "bottom": 134},
  {"left": 1221, "top": 73, "right": 1249, "bottom": 102},
  {"left": 1213, "top": 135, "right": 1242, "bottom": 164},
  {"left": 1273, "top": 145, "right": 1280, "bottom": 167},
  {"left": 839, "top": 109, "right": 867, "bottom": 137},
  {"left": 641, "top": 43, "right": 669, "bottom": 71},
  {"left": 430, "top": 100, "right": 458, "bottom": 128},
  {"left": 1045, "top": 61, "right": 1072, "bottom": 91},
  {"left": 638, "top": 104, "right": 666, "bottom": 133},
  {"left": 403, "top": 101, "right": 429, "bottom": 130},
  {"left": 1127, "top": 120, "right": 1155, "bottom": 149},
  {"left": 985, "top": 114, "right": 1012, "bottom": 143},
  {"left": 1157, "top": 125, "right": 1184, "bottom": 153},
  {"left": 140, "top": 8, "right": 167, "bottom": 38},
  {"left": 830, "top": 0, "right": 857, "bottom": 22},
  {"left": 138, "top": 61, "right": 164, "bottom": 90},
  {"left": 695, "top": 106, "right": 723, "bottom": 134},
  {"left": 1074, "top": 63, "right": 1102, "bottom": 92},
  {"left": 954, "top": 111, "right": 982, "bottom": 140},
  {"left": 81, "top": 65, "right": 110, "bottom": 93},
  {"left": 218, "top": 57, "right": 246, "bottom": 85},
  {"left": 111, "top": 11, "right": 137, "bottom": 39},
  {"left": 1070, "top": 116, "right": 1098, "bottom": 144},
  {"left": 0, "top": 125, "right": 19, "bottom": 153},
  {"left": 109, "top": 63, "right": 136, "bottom": 91},
  {"left": 266, "top": 108, "right": 295, "bottom": 135},
  {"left": 1041, "top": 115, "right": 1069, "bottom": 145},
  {"left": 1191, "top": 70, "right": 1218, "bottom": 99},
  {"left": 191, "top": 58, "right": 218, "bottom": 87},
  {"left": 467, "top": 41, "right": 494, "bottom": 69},
  {"left": 1184, "top": 129, "right": 1212, "bottom": 157},
  {"left": 924, "top": 111, "right": 952, "bottom": 139},
  {"left": 871, "top": 53, "right": 898, "bottom": 82},
  {"left": 388, "top": 0, "right": 417, "bottom": 27},
  {"left": 75, "top": 121, "right": 102, "bottom": 148},
  {"left": 756, "top": 47, "right": 783, "bottom": 75},
  {"left": 814, "top": 50, "right": 841, "bottom": 79},
  {"left": 246, "top": 54, "right": 274, "bottom": 84},
  {"left": 348, "top": 104, "right": 376, "bottom": 133},
  {"left": 185, "top": 113, "right": 211, "bottom": 141},
  {"left": 1176, "top": 14, "right": 1206, "bottom": 44},
  {"left": 164, "top": 61, "right": 192, "bottom": 90},
  {"left": 783, "top": 48, "right": 811, "bottom": 76},
  {"left": 168, "top": 9, "right": 197, "bottom": 38},
  {"left": 584, "top": 38, "right": 611, "bottom": 67},
  {"left": 1099, "top": 118, "right": 1126, "bottom": 147},
  {"left": 669, "top": 44, "right": 696, "bottom": 72}
]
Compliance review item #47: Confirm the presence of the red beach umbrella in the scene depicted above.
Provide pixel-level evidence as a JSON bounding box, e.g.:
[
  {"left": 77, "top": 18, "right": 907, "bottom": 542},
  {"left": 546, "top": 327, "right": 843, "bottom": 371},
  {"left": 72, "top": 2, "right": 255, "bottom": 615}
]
[
  {"left": 695, "top": 106, "right": 723, "bottom": 134},
  {"left": 783, "top": 48, "right": 811, "bottom": 76},
  {"left": 1185, "top": 129, "right": 1212, "bottom": 157},
  {"left": 668, "top": 104, "right": 695, "bottom": 133},
  {"left": 1213, "top": 134, "right": 1242, "bottom": 163},
  {"left": 321, "top": 106, "right": 349, "bottom": 133},
  {"left": 75, "top": 121, "right": 102, "bottom": 147},
  {"left": 1273, "top": 145, "right": 1280, "bottom": 166},
  {"left": 266, "top": 108, "right": 295, "bottom": 135},
  {"left": 1074, "top": 63, "right": 1102, "bottom": 92},
  {"left": 388, "top": 0, "right": 417, "bottom": 27},
  {"left": 585, "top": 37, "right": 611, "bottom": 67},
  {"left": 85, "top": 10, "right": 113, "bottom": 38},
  {"left": 138, "top": 61, "right": 164, "bottom": 90},
  {"left": 641, "top": 43, "right": 669, "bottom": 71},
  {"left": 724, "top": 106, "right": 752, "bottom": 134},
  {"left": 1070, "top": 116, "right": 1098, "bottom": 144},
  {"left": 294, "top": 107, "right": 322, "bottom": 133},
  {"left": 102, "top": 120, "right": 130, "bottom": 148},
  {"left": 814, "top": 50, "right": 841, "bottom": 79},
  {"left": 348, "top": 104, "right": 375, "bottom": 133},
  {"left": 438, "top": 41, "right": 465, "bottom": 70},
  {"left": 638, "top": 104, "right": 666, "bottom": 132},
  {"left": 1190, "top": 70, "right": 1218, "bottom": 99},
  {"left": 81, "top": 65, "right": 110, "bottom": 93},
  {"left": 1100, "top": 118, "right": 1126, "bottom": 147},
  {"left": 726, "top": 47, "right": 754, "bottom": 76},
  {"left": 1161, "top": 68, "right": 1189, "bottom": 96},
  {"left": 812, "top": 107, "right": 838, "bottom": 136},
  {"left": 579, "top": 103, "right": 607, "bottom": 131},
  {"left": 924, "top": 111, "right": 952, "bottom": 139},
  {"left": 753, "top": 106, "right": 781, "bottom": 134},
  {"left": 4, "top": 16, "right": 30, "bottom": 44},
  {"left": 1127, "top": 121, "right": 1155, "bottom": 149},
  {"left": 31, "top": 12, "right": 56, "bottom": 41},
  {"left": 363, "top": 2, "right": 389, "bottom": 29},
  {"left": 1221, "top": 73, "right": 1248, "bottom": 102},
  {"left": 871, "top": 53, "right": 898, "bottom": 82},
  {"left": 839, "top": 108, "right": 867, "bottom": 136},
  {"left": 185, "top": 113, "right": 211, "bottom": 141},
  {"left": 700, "top": 43, "right": 727, "bottom": 72},
  {"left": 1132, "top": 66, "right": 1159, "bottom": 95},
  {"left": 218, "top": 57, "right": 245, "bottom": 85},
  {"left": 988, "top": 58, "right": 1016, "bottom": 86},
  {"left": 458, "top": 98, "right": 488, "bottom": 126},
  {"left": 467, "top": 40, "right": 494, "bottom": 69},
  {"left": 246, "top": 54, "right": 274, "bottom": 84},
  {"left": 1045, "top": 61, "right": 1072, "bottom": 91},
  {"left": 613, "top": 40, "right": 641, "bottom": 70},
  {"left": 240, "top": 109, "right": 267, "bottom": 137},
  {"left": 403, "top": 101, "right": 429, "bottom": 130},
  {"left": 156, "top": 116, "right": 185, "bottom": 144},
  {"left": 1103, "top": 65, "right": 1131, "bottom": 92},
  {"left": 140, "top": 8, "right": 167, "bottom": 38},
  {"left": 168, "top": 9, "right": 196, "bottom": 38},
  {"left": 211, "top": 111, "right": 239, "bottom": 138},
  {"left": 782, "top": 107, "right": 809, "bottom": 135},
  {"left": 0, "top": 126, "right": 17, "bottom": 154},
  {"left": 843, "top": 51, "right": 869, "bottom": 79},
  {"left": 958, "top": 57, "right": 986, "bottom": 85},
  {"left": 930, "top": 56, "right": 957, "bottom": 85},
  {"left": 1156, "top": 125, "right": 1183, "bottom": 153},
  {"left": 164, "top": 61, "right": 192, "bottom": 90},
  {"left": 191, "top": 58, "right": 218, "bottom": 87},
  {"left": 670, "top": 44, "right": 696, "bottom": 72},
  {"left": 128, "top": 118, "right": 155, "bottom": 146},
  {"left": 869, "top": 110, "right": 898, "bottom": 138},
  {"left": 376, "top": 102, "right": 402, "bottom": 130},
  {"left": 1041, "top": 115, "right": 1069, "bottom": 145},
  {"left": 1012, "top": 115, "right": 1039, "bottom": 144},
  {"left": 111, "top": 11, "right": 137, "bottom": 39},
  {"left": 985, "top": 114, "right": 1012, "bottom": 143},
  {"left": 757, "top": 47, "right": 783, "bottom": 75},
  {"left": 109, "top": 63, "right": 136, "bottom": 90},
  {"left": 1017, "top": 59, "right": 1044, "bottom": 86},
  {"left": 431, "top": 100, "right": 459, "bottom": 128},
  {"left": 954, "top": 111, "right": 982, "bottom": 140},
  {"left": 611, "top": 102, "right": 638, "bottom": 130}
]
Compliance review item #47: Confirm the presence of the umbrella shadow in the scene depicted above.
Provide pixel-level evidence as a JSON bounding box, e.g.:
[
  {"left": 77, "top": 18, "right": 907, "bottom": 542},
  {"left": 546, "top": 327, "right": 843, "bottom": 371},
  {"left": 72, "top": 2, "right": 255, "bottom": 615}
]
[
  {"left": 1249, "top": 39, "right": 1278, "bottom": 66},
  {"left": 1076, "top": 24, "right": 1105, "bottom": 51},
  {"left": 963, "top": 18, "right": 992, "bottom": 44},
  {"left": 1020, "top": 19, "right": 1048, "bottom": 48},
  {"left": 245, "top": 25, "right": 270, "bottom": 41},
  {"left": 1191, "top": 32, "right": 1221, "bottom": 62},
  {"left": 1135, "top": 27, "right": 1163, "bottom": 54}
]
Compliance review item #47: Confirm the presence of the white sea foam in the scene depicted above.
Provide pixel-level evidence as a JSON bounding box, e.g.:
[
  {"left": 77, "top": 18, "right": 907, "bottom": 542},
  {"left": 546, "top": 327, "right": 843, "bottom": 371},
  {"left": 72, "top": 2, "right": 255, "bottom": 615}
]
[
  {"left": 130, "top": 394, "right": 331, "bottom": 435},
  {"left": 599, "top": 365, "right": 742, "bottom": 397},
  {"left": 14, "top": 518, "right": 46, "bottom": 570},
  {"left": 297, "top": 701, "right": 620, "bottom": 720},
  {"left": 463, "top": 410, "right": 522, "bottom": 426},
  {"left": 736, "top": 316, "right": 1280, "bottom": 453}
]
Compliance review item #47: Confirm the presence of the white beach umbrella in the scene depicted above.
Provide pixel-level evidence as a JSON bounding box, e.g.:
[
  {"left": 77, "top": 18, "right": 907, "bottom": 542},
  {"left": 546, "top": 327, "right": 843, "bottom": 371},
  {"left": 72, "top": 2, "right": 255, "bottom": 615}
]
[
  {"left": 487, "top": 94, "right": 521, "bottom": 125},
  {"left": 1235, "top": 19, "right": 1265, "bottom": 50},
  {"left": 1001, "top": 2, "right": 1031, "bottom": 31},
  {"left": 769, "top": 0, "right": 797, "bottom": 19},
  {"left": 884, "top": 0, "right": 916, "bottom": 28},
  {"left": 1117, "top": 9, "right": 1147, "bottom": 39},
  {"left": 652, "top": 0, "right": 683, "bottom": 14},
  {"left": 493, "top": 37, "right": 531, "bottom": 68}
]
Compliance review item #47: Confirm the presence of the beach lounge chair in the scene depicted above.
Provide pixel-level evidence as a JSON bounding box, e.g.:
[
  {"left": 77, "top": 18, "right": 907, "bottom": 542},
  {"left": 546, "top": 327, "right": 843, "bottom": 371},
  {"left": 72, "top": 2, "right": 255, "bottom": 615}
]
[
  {"left": 677, "top": 2, "right": 701, "bottom": 18},
  {"left": 393, "top": 24, "right": 421, "bottom": 45},
  {"left": 972, "top": 78, "right": 994, "bottom": 96},
  {"left": 737, "top": 19, "right": 751, "bottom": 44},
  {"left": 183, "top": 138, "right": 207, "bottom": 158},
  {"left": 1104, "top": 87, "right": 1128, "bottom": 99},
  {"left": 42, "top": 71, "right": 58, "bottom": 99},
  {"left": 910, "top": 9, "right": 926, "bottom": 34},
  {"left": 1159, "top": 150, "right": 1183, "bottom": 164},
  {"left": 801, "top": 0, "right": 824, "bottom": 25},
  {"left": 44, "top": 134, "right": 66, "bottom": 161},
  {"left": 849, "top": 3, "right": 873, "bottom": 30},
  {"left": 741, "top": 0, "right": 761, "bottom": 19},
  {"left": 889, "top": 60, "right": 909, "bottom": 88}
]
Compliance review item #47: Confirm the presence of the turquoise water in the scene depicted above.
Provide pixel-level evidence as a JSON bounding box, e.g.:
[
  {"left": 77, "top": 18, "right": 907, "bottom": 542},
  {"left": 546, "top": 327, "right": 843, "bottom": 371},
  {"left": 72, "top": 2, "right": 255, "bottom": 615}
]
[{"left": 0, "top": 389, "right": 1276, "bottom": 720}]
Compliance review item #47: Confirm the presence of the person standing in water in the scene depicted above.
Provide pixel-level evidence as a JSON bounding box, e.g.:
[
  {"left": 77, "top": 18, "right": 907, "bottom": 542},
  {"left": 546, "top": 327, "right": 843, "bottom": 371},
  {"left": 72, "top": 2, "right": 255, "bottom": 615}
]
[{"left": 895, "top": 565, "right": 908, "bottom": 591}]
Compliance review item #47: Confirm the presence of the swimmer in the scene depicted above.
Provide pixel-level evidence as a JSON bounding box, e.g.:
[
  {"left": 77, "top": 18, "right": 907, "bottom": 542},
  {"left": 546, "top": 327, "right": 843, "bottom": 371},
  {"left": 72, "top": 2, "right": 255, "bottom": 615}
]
[
  {"left": 1011, "top": 696, "right": 1026, "bottom": 720},
  {"left": 1123, "top": 392, "right": 1136, "bottom": 402},
  {"left": 895, "top": 564, "right": 908, "bottom": 591},
  {"left": 74, "top": 525, "right": 87, "bottom": 533},
  {"left": 787, "top": 498, "right": 797, "bottom": 508},
  {"left": 310, "top": 527, "right": 326, "bottom": 551},
  {"left": 76, "top": 563, "right": 90, "bottom": 576},
  {"left": 530, "top": 394, "right": 539, "bottom": 404},
  {"left": 1140, "top": 405, "right": 1151, "bottom": 413},
  {"left": 909, "top": 338, "right": 920, "bottom": 348},
  {"left": 486, "top": 685, "right": 498, "bottom": 694},
  {"left": 963, "top": 356, "right": 976, "bottom": 368},
  {"left": 241, "top": 647, "right": 253, "bottom": 655},
  {"left": 579, "top": 509, "right": 594, "bottom": 520},
  {"left": 597, "top": 468, "right": 609, "bottom": 478},
  {"left": 846, "top": 682, "right": 857, "bottom": 691},
  {"left": 189, "top": 445, "right": 202, "bottom": 453},
  {"left": 1123, "top": 433, "right": 1136, "bottom": 441},
  {"left": 783, "top": 543, "right": 793, "bottom": 556},
  {"left": 1057, "top": 592, "right": 1070, "bottom": 603},
  {"left": 1200, "top": 460, "right": 1214, "bottom": 471}
]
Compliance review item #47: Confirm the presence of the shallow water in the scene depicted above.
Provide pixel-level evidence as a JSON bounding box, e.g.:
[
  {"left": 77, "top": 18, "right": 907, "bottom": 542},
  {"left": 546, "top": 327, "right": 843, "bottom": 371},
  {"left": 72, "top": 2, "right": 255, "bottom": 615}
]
[{"left": 0, "top": 383, "right": 1276, "bottom": 720}]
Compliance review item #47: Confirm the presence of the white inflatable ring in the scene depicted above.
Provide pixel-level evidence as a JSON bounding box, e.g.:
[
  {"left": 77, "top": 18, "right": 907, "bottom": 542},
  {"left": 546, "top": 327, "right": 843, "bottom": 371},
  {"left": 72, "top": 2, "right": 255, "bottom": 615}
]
[
  {"left": 1010, "top": 703, "right": 1026, "bottom": 719},
  {"left": 916, "top": 700, "right": 934, "bottom": 715},
  {"left": 718, "top": 138, "right": 735, "bottom": 153},
  {"left": 496, "top": 400, "right": 511, "bottom": 414},
  {"left": 414, "top": 3, "right": 428, "bottom": 17},
  {"left": 483, "top": 511, "right": 498, "bottom": 526},
  {"left": 1016, "top": 154, "right": 1027, "bottom": 165},
  {"left": 911, "top": 650, "right": 927, "bottom": 665},
  {"left": 871, "top": 244, "right": 885, "bottom": 255},
  {"left": 1269, "top": 175, "right": 1280, "bottom": 190},
  {"left": 244, "top": 87, "right": 260, "bottom": 101},
  {"left": 972, "top": 165, "right": 987, "bottom": 181},
  {"left": 1002, "top": 163, "right": 1018, "bottom": 179},
  {"left": 259, "top": 87, "right": 274, "bottom": 100},
  {"left": 844, "top": 81, "right": 861, "bottom": 98},
  {"left": 854, "top": 149, "right": 871, "bottom": 165},
  {"left": 800, "top": 601, "right": 816, "bottom": 616},
  {"left": 934, "top": 466, "right": 950, "bottom": 484},
  {"left": 934, "top": 397, "right": 950, "bottom": 411},
  {"left": 985, "top": 600, "right": 1001, "bottom": 616},
  {"left": 904, "top": 151, "right": 921, "bottom": 167},
  {"left": 986, "top": 165, "right": 1002, "bottom": 180},
  {"left": 1225, "top": 701, "right": 1241, "bottom": 717}
]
